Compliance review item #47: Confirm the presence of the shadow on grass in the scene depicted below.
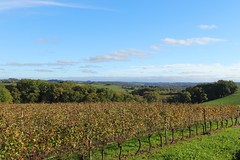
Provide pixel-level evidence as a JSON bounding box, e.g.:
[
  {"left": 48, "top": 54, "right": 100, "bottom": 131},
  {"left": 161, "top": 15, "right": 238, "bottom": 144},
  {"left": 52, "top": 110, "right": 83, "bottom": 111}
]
[{"left": 232, "top": 150, "right": 240, "bottom": 160}]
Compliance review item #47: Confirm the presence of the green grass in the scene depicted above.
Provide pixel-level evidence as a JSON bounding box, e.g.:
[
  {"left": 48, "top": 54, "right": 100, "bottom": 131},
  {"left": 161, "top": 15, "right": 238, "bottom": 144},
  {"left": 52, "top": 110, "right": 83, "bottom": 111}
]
[
  {"left": 131, "top": 127, "right": 240, "bottom": 160},
  {"left": 205, "top": 89, "right": 240, "bottom": 105},
  {"left": 91, "top": 83, "right": 127, "bottom": 92}
]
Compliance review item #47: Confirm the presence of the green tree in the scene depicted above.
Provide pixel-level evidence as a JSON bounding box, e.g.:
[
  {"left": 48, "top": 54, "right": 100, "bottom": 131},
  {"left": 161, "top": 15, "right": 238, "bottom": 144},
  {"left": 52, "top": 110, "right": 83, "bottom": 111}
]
[
  {"left": 112, "top": 91, "right": 124, "bottom": 102},
  {"left": 72, "top": 86, "right": 86, "bottom": 102},
  {"left": 143, "top": 91, "right": 161, "bottom": 102},
  {"left": 16, "top": 79, "right": 40, "bottom": 103},
  {"left": 5, "top": 84, "right": 21, "bottom": 103},
  {"left": 38, "top": 80, "right": 50, "bottom": 102},
  {"left": 178, "top": 91, "right": 191, "bottom": 103},
  {"left": 0, "top": 84, "right": 13, "bottom": 103},
  {"left": 189, "top": 87, "right": 208, "bottom": 103},
  {"left": 123, "top": 93, "right": 135, "bottom": 102},
  {"left": 96, "top": 88, "right": 114, "bottom": 102},
  {"left": 84, "top": 92, "right": 100, "bottom": 102}
]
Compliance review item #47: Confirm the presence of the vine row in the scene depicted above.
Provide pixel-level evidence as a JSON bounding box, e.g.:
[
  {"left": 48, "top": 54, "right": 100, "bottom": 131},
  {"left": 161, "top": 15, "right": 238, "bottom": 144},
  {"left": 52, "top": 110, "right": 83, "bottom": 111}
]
[{"left": 0, "top": 103, "right": 239, "bottom": 159}]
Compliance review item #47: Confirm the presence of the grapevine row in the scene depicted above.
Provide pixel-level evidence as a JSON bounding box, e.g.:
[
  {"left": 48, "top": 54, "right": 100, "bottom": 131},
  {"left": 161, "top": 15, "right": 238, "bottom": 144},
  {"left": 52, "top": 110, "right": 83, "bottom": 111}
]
[{"left": 0, "top": 103, "right": 239, "bottom": 159}]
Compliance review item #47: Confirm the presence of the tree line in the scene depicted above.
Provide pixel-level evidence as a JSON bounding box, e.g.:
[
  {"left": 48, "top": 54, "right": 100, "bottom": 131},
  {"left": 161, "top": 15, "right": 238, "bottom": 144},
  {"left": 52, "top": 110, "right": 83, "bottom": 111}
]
[
  {"left": 0, "top": 79, "right": 238, "bottom": 104},
  {"left": 171, "top": 80, "right": 238, "bottom": 103},
  {"left": 0, "top": 79, "right": 140, "bottom": 104},
  {"left": 0, "top": 79, "right": 178, "bottom": 104}
]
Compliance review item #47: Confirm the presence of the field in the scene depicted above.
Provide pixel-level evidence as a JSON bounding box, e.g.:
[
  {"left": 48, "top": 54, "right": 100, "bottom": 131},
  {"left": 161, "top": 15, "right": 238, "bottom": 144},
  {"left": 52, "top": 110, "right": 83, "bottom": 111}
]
[
  {"left": 205, "top": 88, "right": 240, "bottom": 105},
  {"left": 1, "top": 102, "right": 239, "bottom": 159},
  {"left": 90, "top": 83, "right": 127, "bottom": 92}
]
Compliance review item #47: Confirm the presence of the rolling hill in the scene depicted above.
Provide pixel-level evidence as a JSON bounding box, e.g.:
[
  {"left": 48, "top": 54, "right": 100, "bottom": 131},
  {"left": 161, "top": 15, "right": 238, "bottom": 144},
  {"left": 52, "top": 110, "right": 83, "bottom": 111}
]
[{"left": 205, "top": 88, "right": 240, "bottom": 105}]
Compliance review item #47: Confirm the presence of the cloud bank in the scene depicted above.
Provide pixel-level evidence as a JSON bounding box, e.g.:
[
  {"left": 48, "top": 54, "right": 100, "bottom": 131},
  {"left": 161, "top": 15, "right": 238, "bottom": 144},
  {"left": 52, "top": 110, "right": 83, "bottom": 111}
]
[
  {"left": 162, "top": 37, "right": 224, "bottom": 46},
  {"left": 2, "top": 63, "right": 240, "bottom": 82},
  {"left": 100, "top": 63, "right": 240, "bottom": 82},
  {"left": 5, "top": 60, "right": 78, "bottom": 67},
  {"left": 84, "top": 49, "right": 146, "bottom": 63},
  {"left": 199, "top": 24, "right": 216, "bottom": 30}
]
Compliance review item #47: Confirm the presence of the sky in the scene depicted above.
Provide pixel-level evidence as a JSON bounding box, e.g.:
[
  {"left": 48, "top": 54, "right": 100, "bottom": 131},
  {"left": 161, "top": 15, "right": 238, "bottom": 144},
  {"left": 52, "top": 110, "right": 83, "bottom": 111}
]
[{"left": 0, "top": 0, "right": 240, "bottom": 82}]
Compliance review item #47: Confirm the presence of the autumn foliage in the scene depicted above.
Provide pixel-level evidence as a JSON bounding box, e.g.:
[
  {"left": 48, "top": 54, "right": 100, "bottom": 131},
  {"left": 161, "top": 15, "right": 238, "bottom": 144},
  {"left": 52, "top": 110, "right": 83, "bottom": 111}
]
[{"left": 0, "top": 103, "right": 239, "bottom": 159}]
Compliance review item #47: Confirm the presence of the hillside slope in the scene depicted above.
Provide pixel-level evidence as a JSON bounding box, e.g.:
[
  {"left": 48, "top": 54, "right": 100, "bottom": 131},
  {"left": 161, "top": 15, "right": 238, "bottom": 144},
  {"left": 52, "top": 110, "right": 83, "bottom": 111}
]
[{"left": 205, "top": 88, "right": 240, "bottom": 105}]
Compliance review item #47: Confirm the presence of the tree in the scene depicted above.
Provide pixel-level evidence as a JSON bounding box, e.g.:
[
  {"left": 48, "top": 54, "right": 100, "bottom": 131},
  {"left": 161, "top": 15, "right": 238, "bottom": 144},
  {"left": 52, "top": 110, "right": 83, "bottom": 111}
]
[
  {"left": 178, "top": 91, "right": 191, "bottom": 103},
  {"left": 132, "top": 88, "right": 155, "bottom": 96},
  {"left": 123, "top": 93, "right": 135, "bottom": 102},
  {"left": 96, "top": 88, "right": 114, "bottom": 102},
  {"left": 5, "top": 84, "right": 21, "bottom": 103},
  {"left": 112, "top": 92, "right": 125, "bottom": 102},
  {"left": 214, "top": 80, "right": 238, "bottom": 98},
  {"left": 143, "top": 91, "right": 161, "bottom": 102},
  {"left": 72, "top": 86, "right": 86, "bottom": 102},
  {"left": 16, "top": 79, "right": 40, "bottom": 103},
  {"left": 0, "top": 84, "right": 13, "bottom": 104},
  {"left": 84, "top": 93, "right": 100, "bottom": 102},
  {"left": 228, "top": 81, "right": 238, "bottom": 93},
  {"left": 38, "top": 81, "right": 50, "bottom": 102},
  {"left": 188, "top": 87, "right": 208, "bottom": 103}
]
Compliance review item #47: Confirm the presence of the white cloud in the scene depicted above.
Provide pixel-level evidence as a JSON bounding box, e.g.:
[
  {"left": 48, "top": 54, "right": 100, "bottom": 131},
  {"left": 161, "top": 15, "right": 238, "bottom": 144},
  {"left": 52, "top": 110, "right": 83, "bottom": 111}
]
[
  {"left": 102, "top": 63, "right": 240, "bottom": 82},
  {"left": 199, "top": 24, "right": 216, "bottom": 30},
  {"left": 35, "top": 69, "right": 53, "bottom": 72},
  {"left": 149, "top": 44, "right": 162, "bottom": 51},
  {"left": 3, "top": 62, "right": 240, "bottom": 82},
  {"left": 79, "top": 65, "right": 100, "bottom": 68},
  {"left": 163, "top": 37, "right": 224, "bottom": 46},
  {"left": 6, "top": 62, "right": 43, "bottom": 67},
  {"left": 35, "top": 37, "right": 60, "bottom": 44},
  {"left": 84, "top": 49, "right": 146, "bottom": 63},
  {"left": 5, "top": 60, "right": 78, "bottom": 67},
  {"left": 0, "top": 0, "right": 110, "bottom": 11},
  {"left": 50, "top": 60, "right": 78, "bottom": 66},
  {"left": 81, "top": 69, "right": 98, "bottom": 74}
]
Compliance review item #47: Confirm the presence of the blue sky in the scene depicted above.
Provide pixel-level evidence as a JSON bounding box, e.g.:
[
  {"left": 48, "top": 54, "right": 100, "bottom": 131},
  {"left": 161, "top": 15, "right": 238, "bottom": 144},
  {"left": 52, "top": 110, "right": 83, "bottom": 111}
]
[{"left": 0, "top": 0, "right": 240, "bottom": 82}]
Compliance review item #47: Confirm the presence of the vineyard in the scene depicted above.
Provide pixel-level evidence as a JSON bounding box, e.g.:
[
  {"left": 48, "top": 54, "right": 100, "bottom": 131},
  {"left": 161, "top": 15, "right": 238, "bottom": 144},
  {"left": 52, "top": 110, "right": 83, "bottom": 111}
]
[{"left": 0, "top": 103, "right": 239, "bottom": 159}]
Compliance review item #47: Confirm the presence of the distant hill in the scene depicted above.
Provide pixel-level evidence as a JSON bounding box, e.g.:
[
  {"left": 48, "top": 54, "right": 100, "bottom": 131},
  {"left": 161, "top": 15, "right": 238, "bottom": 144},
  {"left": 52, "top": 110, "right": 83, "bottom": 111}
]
[{"left": 204, "top": 88, "right": 240, "bottom": 105}]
